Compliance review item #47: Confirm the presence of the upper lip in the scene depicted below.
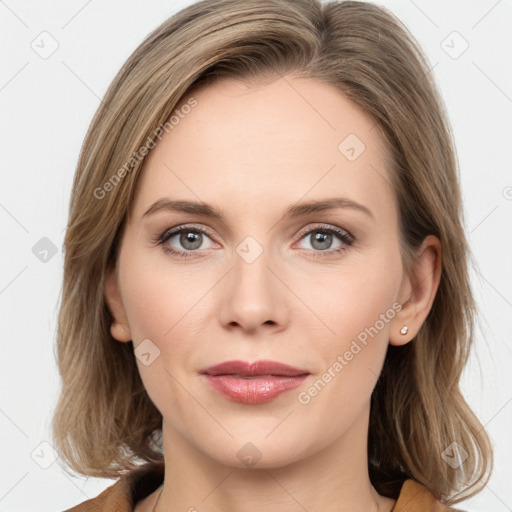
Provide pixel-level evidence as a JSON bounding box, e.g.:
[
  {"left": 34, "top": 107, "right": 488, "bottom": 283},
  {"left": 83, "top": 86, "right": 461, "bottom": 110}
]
[{"left": 200, "top": 359, "right": 309, "bottom": 377}]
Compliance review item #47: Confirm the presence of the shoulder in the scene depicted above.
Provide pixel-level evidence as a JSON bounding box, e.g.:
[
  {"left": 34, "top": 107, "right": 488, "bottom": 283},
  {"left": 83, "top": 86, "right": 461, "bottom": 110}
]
[
  {"left": 63, "top": 462, "right": 165, "bottom": 512},
  {"left": 392, "top": 479, "right": 463, "bottom": 512}
]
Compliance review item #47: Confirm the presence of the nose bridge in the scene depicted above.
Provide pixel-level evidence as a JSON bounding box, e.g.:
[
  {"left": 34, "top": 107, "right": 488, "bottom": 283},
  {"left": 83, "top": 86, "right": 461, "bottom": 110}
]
[{"left": 219, "top": 233, "right": 284, "bottom": 331}]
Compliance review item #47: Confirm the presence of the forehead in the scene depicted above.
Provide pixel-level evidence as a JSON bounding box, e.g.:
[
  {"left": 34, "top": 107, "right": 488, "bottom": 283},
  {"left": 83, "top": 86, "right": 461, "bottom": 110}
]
[{"left": 129, "top": 75, "right": 395, "bottom": 222}]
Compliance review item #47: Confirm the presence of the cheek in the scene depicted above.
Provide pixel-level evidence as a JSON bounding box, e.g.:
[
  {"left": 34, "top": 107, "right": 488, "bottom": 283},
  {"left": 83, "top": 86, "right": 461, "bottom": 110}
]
[
  {"left": 335, "top": 271, "right": 398, "bottom": 342},
  {"left": 119, "top": 244, "right": 201, "bottom": 339},
  {"left": 307, "top": 254, "right": 401, "bottom": 346},
  {"left": 118, "top": 248, "right": 218, "bottom": 384},
  {"left": 295, "top": 264, "right": 401, "bottom": 438},
  {"left": 301, "top": 247, "right": 402, "bottom": 407},
  {"left": 117, "top": 250, "right": 202, "bottom": 412}
]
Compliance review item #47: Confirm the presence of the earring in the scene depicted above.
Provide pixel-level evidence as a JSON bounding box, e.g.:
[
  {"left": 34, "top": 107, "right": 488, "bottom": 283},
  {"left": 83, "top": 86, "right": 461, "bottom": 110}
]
[{"left": 400, "top": 325, "right": 408, "bottom": 335}]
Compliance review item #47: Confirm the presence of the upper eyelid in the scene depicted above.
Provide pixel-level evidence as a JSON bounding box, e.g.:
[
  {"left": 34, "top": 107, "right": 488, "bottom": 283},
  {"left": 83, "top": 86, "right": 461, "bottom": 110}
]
[
  {"left": 163, "top": 224, "right": 217, "bottom": 241},
  {"left": 295, "top": 223, "right": 352, "bottom": 240}
]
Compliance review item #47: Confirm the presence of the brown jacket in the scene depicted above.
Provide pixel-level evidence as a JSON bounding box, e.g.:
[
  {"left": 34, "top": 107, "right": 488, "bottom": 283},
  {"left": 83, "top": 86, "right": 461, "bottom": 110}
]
[{"left": 64, "top": 462, "right": 455, "bottom": 511}]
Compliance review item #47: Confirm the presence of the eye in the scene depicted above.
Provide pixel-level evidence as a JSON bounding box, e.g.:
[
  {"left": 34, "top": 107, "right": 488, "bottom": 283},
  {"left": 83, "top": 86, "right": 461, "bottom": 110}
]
[
  {"left": 156, "top": 225, "right": 217, "bottom": 258},
  {"left": 295, "top": 224, "right": 354, "bottom": 256},
  {"left": 154, "top": 223, "right": 355, "bottom": 259}
]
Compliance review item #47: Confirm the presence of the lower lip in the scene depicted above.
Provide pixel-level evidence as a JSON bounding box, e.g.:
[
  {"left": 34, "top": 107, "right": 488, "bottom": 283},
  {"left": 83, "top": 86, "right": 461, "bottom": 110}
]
[{"left": 203, "top": 374, "right": 309, "bottom": 404}]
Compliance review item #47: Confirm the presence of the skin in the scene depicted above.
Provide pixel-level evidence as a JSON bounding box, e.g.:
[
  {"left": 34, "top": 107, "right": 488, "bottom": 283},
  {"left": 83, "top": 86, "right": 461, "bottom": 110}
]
[{"left": 105, "top": 74, "right": 441, "bottom": 512}]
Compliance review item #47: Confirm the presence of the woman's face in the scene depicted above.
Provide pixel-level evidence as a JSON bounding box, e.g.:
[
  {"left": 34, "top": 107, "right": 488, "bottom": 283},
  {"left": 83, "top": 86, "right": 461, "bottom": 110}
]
[{"left": 107, "top": 75, "right": 412, "bottom": 468}]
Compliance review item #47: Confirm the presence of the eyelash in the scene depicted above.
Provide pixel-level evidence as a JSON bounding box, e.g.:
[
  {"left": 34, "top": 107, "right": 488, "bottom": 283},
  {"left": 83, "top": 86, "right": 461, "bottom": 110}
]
[{"left": 153, "top": 223, "right": 355, "bottom": 259}]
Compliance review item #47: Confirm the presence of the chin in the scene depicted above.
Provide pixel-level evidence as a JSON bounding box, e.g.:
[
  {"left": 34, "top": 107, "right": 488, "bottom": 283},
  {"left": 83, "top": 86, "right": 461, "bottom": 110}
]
[{"left": 203, "top": 436, "right": 312, "bottom": 470}]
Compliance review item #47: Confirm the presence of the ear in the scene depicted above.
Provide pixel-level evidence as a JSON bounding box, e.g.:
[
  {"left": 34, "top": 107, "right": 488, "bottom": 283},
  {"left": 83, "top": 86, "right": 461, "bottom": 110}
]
[
  {"left": 104, "top": 266, "right": 132, "bottom": 342},
  {"left": 389, "top": 235, "right": 442, "bottom": 346}
]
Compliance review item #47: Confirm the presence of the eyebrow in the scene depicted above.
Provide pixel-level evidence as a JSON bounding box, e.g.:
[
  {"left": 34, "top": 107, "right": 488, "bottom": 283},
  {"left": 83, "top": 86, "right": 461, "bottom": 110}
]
[{"left": 142, "top": 197, "right": 374, "bottom": 220}]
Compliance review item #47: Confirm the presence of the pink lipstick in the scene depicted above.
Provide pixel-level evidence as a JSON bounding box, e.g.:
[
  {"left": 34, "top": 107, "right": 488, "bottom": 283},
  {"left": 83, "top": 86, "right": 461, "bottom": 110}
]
[{"left": 200, "top": 360, "right": 309, "bottom": 404}]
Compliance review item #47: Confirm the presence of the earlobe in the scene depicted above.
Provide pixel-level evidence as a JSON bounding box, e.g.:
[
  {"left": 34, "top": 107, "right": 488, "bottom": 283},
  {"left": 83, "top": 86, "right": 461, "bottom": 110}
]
[
  {"left": 104, "top": 267, "right": 132, "bottom": 342},
  {"left": 389, "top": 235, "right": 442, "bottom": 346}
]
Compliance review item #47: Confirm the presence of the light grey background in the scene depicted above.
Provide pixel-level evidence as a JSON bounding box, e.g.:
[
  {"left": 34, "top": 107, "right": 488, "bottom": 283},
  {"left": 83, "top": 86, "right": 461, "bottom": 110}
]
[{"left": 0, "top": 0, "right": 510, "bottom": 510}]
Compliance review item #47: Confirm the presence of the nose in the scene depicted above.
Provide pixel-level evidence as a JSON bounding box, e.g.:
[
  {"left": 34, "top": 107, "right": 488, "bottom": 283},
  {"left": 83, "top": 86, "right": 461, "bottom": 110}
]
[{"left": 217, "top": 241, "right": 288, "bottom": 334}]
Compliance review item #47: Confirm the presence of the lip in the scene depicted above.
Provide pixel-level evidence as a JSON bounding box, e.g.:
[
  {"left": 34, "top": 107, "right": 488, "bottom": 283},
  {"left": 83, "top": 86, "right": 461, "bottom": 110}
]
[
  {"left": 200, "top": 359, "right": 309, "bottom": 377},
  {"left": 200, "top": 360, "right": 310, "bottom": 404}
]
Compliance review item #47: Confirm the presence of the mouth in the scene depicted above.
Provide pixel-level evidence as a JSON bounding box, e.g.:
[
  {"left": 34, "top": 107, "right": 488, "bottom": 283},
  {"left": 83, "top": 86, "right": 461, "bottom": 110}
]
[{"left": 199, "top": 360, "right": 310, "bottom": 404}]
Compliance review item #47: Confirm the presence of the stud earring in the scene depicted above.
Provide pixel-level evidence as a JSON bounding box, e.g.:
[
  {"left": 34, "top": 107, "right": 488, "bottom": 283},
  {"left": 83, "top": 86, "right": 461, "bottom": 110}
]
[{"left": 400, "top": 325, "right": 408, "bottom": 335}]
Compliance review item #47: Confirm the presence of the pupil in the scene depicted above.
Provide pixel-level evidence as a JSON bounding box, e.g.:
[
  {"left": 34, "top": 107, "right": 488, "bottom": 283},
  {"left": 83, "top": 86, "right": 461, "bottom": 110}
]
[
  {"left": 312, "top": 231, "right": 331, "bottom": 250},
  {"left": 181, "top": 231, "right": 202, "bottom": 250}
]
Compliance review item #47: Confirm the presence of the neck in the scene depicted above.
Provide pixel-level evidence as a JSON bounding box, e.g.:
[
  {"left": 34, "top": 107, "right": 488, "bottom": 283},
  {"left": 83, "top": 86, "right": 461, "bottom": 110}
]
[{"left": 148, "top": 406, "right": 395, "bottom": 512}]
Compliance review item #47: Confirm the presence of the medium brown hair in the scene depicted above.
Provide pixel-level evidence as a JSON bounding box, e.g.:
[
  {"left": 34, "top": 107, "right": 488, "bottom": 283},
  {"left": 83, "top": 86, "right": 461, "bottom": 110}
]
[{"left": 52, "top": 0, "right": 493, "bottom": 505}]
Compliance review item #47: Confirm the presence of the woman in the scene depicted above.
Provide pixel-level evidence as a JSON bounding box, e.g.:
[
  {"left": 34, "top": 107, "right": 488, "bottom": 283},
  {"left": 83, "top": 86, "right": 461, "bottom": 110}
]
[{"left": 53, "top": 0, "right": 493, "bottom": 510}]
